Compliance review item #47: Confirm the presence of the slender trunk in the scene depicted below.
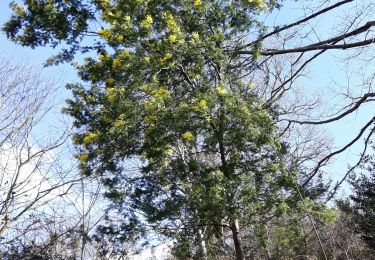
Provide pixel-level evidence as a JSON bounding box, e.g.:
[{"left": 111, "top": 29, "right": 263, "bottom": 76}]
[
  {"left": 80, "top": 178, "right": 86, "bottom": 259},
  {"left": 198, "top": 228, "right": 208, "bottom": 259},
  {"left": 215, "top": 103, "right": 245, "bottom": 259},
  {"left": 218, "top": 220, "right": 226, "bottom": 250},
  {"left": 231, "top": 219, "right": 245, "bottom": 260}
]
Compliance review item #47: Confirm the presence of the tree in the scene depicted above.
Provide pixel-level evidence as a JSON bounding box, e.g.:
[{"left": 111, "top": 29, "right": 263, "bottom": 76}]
[
  {"left": 338, "top": 144, "right": 375, "bottom": 251},
  {"left": 5, "top": 0, "right": 374, "bottom": 258},
  {"left": 320, "top": 207, "right": 375, "bottom": 260},
  {"left": 0, "top": 55, "right": 77, "bottom": 240},
  {"left": 0, "top": 55, "right": 112, "bottom": 260}
]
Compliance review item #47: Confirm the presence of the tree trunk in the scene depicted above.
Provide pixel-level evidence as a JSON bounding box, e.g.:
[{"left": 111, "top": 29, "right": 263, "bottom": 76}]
[
  {"left": 231, "top": 219, "right": 245, "bottom": 260},
  {"left": 198, "top": 228, "right": 208, "bottom": 259},
  {"left": 218, "top": 221, "right": 226, "bottom": 250}
]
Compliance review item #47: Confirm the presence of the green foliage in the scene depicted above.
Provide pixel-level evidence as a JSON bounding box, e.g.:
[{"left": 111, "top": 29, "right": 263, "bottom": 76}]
[
  {"left": 3, "top": 0, "right": 95, "bottom": 64},
  {"left": 338, "top": 151, "right": 375, "bottom": 250},
  {"left": 3, "top": 0, "right": 336, "bottom": 258}
]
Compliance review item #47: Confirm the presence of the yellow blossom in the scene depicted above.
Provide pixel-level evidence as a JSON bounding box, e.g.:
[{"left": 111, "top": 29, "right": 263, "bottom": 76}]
[
  {"left": 182, "top": 132, "right": 194, "bottom": 141},
  {"left": 168, "top": 34, "right": 177, "bottom": 43},
  {"left": 165, "top": 14, "right": 180, "bottom": 34},
  {"left": 107, "top": 87, "right": 115, "bottom": 94},
  {"left": 83, "top": 132, "right": 99, "bottom": 144},
  {"left": 112, "top": 58, "right": 122, "bottom": 68},
  {"left": 140, "top": 15, "right": 153, "bottom": 29},
  {"left": 116, "top": 35, "right": 123, "bottom": 42},
  {"left": 248, "top": 0, "right": 263, "bottom": 5},
  {"left": 144, "top": 56, "right": 150, "bottom": 63},
  {"left": 152, "top": 75, "right": 159, "bottom": 83},
  {"left": 98, "top": 29, "right": 111, "bottom": 40},
  {"left": 145, "top": 15, "right": 153, "bottom": 24},
  {"left": 165, "top": 147, "right": 174, "bottom": 156},
  {"left": 198, "top": 99, "right": 207, "bottom": 109},
  {"left": 159, "top": 53, "right": 173, "bottom": 65},
  {"left": 144, "top": 115, "right": 157, "bottom": 125},
  {"left": 107, "top": 87, "right": 116, "bottom": 102},
  {"left": 164, "top": 53, "right": 173, "bottom": 60},
  {"left": 120, "top": 50, "right": 131, "bottom": 58},
  {"left": 144, "top": 100, "right": 155, "bottom": 110},
  {"left": 141, "top": 84, "right": 149, "bottom": 92},
  {"left": 98, "top": 53, "right": 110, "bottom": 61},
  {"left": 192, "top": 32, "right": 200, "bottom": 41},
  {"left": 194, "top": 0, "right": 202, "bottom": 8},
  {"left": 107, "top": 11, "right": 115, "bottom": 18},
  {"left": 152, "top": 87, "right": 170, "bottom": 99},
  {"left": 113, "top": 120, "right": 125, "bottom": 128},
  {"left": 79, "top": 153, "right": 89, "bottom": 162},
  {"left": 216, "top": 87, "right": 227, "bottom": 95}
]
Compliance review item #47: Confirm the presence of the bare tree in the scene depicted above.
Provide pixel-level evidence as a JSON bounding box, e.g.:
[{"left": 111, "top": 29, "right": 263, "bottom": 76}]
[
  {"left": 0, "top": 55, "right": 83, "bottom": 246},
  {"left": 0, "top": 54, "right": 147, "bottom": 259}
]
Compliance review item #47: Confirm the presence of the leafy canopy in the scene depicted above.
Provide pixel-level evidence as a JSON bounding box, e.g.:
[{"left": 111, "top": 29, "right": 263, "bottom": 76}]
[
  {"left": 57, "top": 0, "right": 287, "bottom": 231},
  {"left": 3, "top": 0, "right": 336, "bottom": 257}
]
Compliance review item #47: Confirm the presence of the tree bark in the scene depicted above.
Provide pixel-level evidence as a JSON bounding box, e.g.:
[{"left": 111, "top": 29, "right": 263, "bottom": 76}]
[
  {"left": 198, "top": 228, "right": 208, "bottom": 259},
  {"left": 231, "top": 219, "right": 245, "bottom": 260}
]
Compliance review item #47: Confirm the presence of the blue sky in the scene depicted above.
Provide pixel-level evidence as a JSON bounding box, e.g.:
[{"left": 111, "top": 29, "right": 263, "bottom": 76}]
[{"left": 1, "top": 0, "right": 374, "bottom": 198}]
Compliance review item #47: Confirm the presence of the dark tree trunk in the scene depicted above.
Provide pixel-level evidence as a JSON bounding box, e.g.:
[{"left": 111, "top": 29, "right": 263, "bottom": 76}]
[{"left": 231, "top": 219, "right": 245, "bottom": 260}]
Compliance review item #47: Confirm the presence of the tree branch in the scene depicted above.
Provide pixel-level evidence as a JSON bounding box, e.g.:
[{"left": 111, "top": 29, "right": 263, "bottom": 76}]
[
  {"left": 283, "top": 93, "right": 375, "bottom": 125},
  {"left": 242, "top": 0, "right": 355, "bottom": 49},
  {"left": 303, "top": 116, "right": 375, "bottom": 186}
]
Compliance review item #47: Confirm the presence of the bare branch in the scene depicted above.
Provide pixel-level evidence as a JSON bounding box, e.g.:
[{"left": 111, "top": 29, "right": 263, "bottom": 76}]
[
  {"left": 283, "top": 93, "right": 375, "bottom": 125},
  {"left": 303, "top": 116, "right": 375, "bottom": 186}
]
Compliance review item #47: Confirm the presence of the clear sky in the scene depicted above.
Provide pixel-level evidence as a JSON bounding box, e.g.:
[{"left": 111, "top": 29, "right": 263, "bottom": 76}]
[{"left": 1, "top": 0, "right": 374, "bottom": 199}]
